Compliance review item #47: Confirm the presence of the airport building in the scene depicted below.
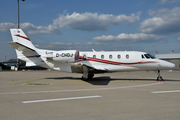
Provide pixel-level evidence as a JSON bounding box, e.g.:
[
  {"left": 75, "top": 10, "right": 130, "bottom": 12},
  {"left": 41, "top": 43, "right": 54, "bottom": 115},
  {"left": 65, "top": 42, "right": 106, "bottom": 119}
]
[
  {"left": 0, "top": 59, "right": 47, "bottom": 71},
  {"left": 155, "top": 53, "right": 180, "bottom": 70}
]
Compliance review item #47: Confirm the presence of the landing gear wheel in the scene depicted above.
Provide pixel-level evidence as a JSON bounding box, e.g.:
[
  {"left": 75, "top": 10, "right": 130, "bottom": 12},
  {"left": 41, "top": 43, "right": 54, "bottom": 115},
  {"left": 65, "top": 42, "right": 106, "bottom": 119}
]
[
  {"left": 81, "top": 76, "right": 88, "bottom": 81},
  {"left": 157, "top": 76, "right": 164, "bottom": 81},
  {"left": 88, "top": 74, "right": 94, "bottom": 79},
  {"left": 156, "top": 70, "right": 164, "bottom": 81},
  {"left": 81, "top": 74, "right": 94, "bottom": 81}
]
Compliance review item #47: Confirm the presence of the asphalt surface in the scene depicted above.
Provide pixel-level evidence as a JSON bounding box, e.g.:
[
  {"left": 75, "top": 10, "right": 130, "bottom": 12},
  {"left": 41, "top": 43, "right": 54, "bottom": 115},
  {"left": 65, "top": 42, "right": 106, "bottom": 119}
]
[{"left": 0, "top": 70, "right": 180, "bottom": 120}]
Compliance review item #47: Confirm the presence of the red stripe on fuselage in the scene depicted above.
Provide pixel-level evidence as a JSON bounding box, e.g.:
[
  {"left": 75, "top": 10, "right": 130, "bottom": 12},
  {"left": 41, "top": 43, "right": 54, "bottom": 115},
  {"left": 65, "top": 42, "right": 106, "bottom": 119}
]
[
  {"left": 77, "top": 56, "right": 158, "bottom": 65},
  {"left": 15, "top": 34, "right": 30, "bottom": 41}
]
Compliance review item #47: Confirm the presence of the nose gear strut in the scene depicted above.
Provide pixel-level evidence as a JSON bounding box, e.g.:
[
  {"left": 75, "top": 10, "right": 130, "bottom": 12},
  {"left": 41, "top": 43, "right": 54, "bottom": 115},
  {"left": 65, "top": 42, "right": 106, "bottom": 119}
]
[{"left": 156, "top": 70, "right": 164, "bottom": 81}]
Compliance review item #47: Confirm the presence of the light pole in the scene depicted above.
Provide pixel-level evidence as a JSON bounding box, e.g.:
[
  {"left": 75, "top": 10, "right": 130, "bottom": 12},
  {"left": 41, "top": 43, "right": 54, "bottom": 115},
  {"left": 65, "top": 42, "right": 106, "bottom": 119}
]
[
  {"left": 17, "top": 0, "right": 25, "bottom": 29},
  {"left": 17, "top": 0, "right": 25, "bottom": 70}
]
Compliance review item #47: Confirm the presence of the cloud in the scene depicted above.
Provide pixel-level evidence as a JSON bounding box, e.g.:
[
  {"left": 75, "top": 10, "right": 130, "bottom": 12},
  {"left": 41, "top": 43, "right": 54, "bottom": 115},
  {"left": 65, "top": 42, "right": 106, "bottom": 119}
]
[
  {"left": 140, "top": 7, "right": 180, "bottom": 35},
  {"left": 21, "top": 23, "right": 62, "bottom": 34},
  {"left": 0, "top": 12, "right": 140, "bottom": 34},
  {"left": 52, "top": 12, "right": 141, "bottom": 31},
  {"left": 177, "top": 36, "right": 180, "bottom": 41},
  {"left": 159, "top": 0, "right": 180, "bottom": 4},
  {"left": 0, "top": 22, "right": 61, "bottom": 34},
  {"left": 38, "top": 42, "right": 107, "bottom": 50},
  {"left": 0, "top": 23, "right": 17, "bottom": 32},
  {"left": 93, "top": 33, "right": 166, "bottom": 42}
]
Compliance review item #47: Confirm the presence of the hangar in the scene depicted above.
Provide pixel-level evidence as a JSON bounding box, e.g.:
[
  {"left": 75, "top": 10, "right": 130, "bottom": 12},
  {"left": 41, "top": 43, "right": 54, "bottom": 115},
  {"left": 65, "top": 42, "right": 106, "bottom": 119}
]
[{"left": 155, "top": 53, "right": 180, "bottom": 70}]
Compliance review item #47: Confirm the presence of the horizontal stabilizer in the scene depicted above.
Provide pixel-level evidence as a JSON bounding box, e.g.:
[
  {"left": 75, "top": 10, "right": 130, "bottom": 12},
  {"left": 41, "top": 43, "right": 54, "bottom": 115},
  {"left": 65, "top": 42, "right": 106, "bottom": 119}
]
[{"left": 8, "top": 42, "right": 35, "bottom": 52}]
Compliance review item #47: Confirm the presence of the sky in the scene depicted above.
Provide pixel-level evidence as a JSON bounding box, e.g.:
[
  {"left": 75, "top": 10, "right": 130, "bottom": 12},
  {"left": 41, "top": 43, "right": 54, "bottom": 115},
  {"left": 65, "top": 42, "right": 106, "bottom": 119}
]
[{"left": 0, "top": 0, "right": 180, "bottom": 62}]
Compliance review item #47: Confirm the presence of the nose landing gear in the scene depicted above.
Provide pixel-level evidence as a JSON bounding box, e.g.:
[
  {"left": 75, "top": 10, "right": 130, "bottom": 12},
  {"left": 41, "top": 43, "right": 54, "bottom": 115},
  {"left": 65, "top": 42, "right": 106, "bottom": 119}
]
[{"left": 156, "top": 70, "right": 164, "bottom": 81}]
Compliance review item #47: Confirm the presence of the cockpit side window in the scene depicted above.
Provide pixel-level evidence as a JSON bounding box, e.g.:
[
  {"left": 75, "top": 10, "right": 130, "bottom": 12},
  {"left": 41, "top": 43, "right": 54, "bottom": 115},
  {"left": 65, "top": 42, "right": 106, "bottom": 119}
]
[
  {"left": 148, "top": 54, "right": 155, "bottom": 59},
  {"left": 144, "top": 54, "right": 155, "bottom": 59},
  {"left": 144, "top": 54, "right": 150, "bottom": 59},
  {"left": 142, "top": 55, "right": 145, "bottom": 59}
]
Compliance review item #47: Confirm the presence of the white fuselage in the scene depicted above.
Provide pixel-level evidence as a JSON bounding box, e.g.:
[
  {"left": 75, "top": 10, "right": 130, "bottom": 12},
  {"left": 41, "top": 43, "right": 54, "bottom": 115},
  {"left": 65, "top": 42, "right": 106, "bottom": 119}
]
[{"left": 36, "top": 50, "right": 175, "bottom": 73}]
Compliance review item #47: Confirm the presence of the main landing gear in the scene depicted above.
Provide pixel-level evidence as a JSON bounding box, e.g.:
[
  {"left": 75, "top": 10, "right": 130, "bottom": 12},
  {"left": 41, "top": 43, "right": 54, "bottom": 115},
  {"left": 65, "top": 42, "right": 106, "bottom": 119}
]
[
  {"left": 156, "top": 70, "right": 164, "bottom": 81},
  {"left": 81, "top": 73, "right": 94, "bottom": 80},
  {"left": 81, "top": 66, "right": 94, "bottom": 80}
]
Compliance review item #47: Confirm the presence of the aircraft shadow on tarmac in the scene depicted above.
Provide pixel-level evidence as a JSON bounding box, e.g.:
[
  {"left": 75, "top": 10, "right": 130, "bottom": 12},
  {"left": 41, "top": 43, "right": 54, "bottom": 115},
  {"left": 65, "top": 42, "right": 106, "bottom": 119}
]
[
  {"left": 46, "top": 76, "right": 111, "bottom": 85},
  {"left": 44, "top": 76, "right": 180, "bottom": 85}
]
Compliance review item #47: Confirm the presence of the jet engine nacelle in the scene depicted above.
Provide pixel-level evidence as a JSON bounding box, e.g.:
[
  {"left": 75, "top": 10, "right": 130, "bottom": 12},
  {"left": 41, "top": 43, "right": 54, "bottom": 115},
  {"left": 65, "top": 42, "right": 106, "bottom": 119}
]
[{"left": 46, "top": 50, "right": 79, "bottom": 63}]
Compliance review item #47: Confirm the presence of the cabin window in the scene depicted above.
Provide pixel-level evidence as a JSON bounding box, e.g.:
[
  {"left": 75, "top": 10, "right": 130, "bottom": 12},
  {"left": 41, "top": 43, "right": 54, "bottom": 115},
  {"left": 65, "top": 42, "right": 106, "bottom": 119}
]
[
  {"left": 93, "top": 55, "right": 96, "bottom": 59},
  {"left": 109, "top": 55, "right": 112, "bottom": 59},
  {"left": 117, "top": 54, "right": 121, "bottom": 59},
  {"left": 101, "top": 55, "right": 104, "bottom": 59},
  {"left": 56, "top": 53, "right": 59, "bottom": 57},
  {"left": 126, "top": 54, "right": 129, "bottom": 59}
]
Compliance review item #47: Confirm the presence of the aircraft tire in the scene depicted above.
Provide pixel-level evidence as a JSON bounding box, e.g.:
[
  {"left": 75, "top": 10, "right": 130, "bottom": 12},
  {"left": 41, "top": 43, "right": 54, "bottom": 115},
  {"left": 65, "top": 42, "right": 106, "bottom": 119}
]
[
  {"left": 88, "top": 74, "right": 94, "bottom": 79},
  {"left": 81, "top": 76, "right": 88, "bottom": 81},
  {"left": 157, "top": 76, "right": 164, "bottom": 81}
]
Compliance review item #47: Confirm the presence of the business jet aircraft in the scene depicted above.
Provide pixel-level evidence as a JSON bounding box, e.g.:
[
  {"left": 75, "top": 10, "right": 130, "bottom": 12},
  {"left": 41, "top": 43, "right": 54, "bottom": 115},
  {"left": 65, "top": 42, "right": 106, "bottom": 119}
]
[{"left": 9, "top": 28, "right": 175, "bottom": 81}]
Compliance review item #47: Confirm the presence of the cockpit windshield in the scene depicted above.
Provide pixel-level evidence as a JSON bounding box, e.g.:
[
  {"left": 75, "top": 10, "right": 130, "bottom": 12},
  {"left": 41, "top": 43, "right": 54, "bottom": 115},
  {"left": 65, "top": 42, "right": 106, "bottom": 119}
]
[{"left": 144, "top": 54, "right": 155, "bottom": 59}]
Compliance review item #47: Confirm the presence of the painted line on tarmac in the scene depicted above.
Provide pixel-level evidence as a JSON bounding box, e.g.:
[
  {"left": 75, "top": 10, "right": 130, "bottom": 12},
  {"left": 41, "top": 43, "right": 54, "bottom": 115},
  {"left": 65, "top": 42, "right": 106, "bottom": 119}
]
[
  {"left": 151, "top": 90, "right": 180, "bottom": 94},
  {"left": 22, "top": 95, "right": 102, "bottom": 103},
  {"left": 0, "top": 82, "right": 163, "bottom": 95}
]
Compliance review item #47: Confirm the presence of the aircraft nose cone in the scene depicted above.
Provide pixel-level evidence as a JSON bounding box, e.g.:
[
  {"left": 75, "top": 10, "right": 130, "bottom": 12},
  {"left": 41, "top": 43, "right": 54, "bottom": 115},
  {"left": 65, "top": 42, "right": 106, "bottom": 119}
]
[
  {"left": 160, "top": 61, "right": 176, "bottom": 69},
  {"left": 169, "top": 62, "right": 176, "bottom": 69}
]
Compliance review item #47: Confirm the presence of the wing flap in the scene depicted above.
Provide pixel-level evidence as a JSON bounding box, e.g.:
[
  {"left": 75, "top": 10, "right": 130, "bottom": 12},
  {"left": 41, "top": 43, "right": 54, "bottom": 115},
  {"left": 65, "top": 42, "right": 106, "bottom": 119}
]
[{"left": 82, "top": 63, "right": 108, "bottom": 72}]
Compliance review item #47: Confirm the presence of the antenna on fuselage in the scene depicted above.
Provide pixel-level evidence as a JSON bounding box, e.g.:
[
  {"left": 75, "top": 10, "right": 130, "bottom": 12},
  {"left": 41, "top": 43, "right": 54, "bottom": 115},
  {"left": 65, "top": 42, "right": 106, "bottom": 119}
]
[{"left": 92, "top": 49, "right": 96, "bottom": 52}]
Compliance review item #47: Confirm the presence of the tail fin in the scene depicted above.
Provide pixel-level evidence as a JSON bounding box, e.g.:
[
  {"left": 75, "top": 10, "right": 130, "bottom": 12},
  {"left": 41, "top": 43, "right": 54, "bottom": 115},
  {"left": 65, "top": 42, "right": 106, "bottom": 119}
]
[
  {"left": 9, "top": 29, "right": 35, "bottom": 50},
  {"left": 9, "top": 29, "right": 41, "bottom": 66}
]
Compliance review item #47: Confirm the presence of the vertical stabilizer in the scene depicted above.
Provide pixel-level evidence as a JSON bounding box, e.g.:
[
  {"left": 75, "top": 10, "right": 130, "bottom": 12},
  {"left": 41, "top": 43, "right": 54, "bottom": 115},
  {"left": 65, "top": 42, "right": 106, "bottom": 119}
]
[
  {"left": 10, "top": 29, "right": 35, "bottom": 50},
  {"left": 9, "top": 29, "right": 41, "bottom": 66}
]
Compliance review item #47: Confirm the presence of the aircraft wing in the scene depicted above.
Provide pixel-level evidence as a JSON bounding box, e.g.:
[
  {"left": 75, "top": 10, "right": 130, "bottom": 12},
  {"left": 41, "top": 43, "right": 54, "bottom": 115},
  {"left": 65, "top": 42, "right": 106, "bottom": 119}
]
[
  {"left": 82, "top": 63, "right": 108, "bottom": 73},
  {"left": 26, "top": 61, "right": 44, "bottom": 66}
]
